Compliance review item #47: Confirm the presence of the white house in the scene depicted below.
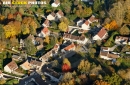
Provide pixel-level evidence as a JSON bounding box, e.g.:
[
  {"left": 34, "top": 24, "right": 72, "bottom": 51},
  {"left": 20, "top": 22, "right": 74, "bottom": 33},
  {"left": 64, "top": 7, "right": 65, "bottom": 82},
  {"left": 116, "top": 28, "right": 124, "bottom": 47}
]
[
  {"left": 39, "top": 43, "right": 60, "bottom": 62},
  {"left": 115, "top": 36, "right": 129, "bottom": 45},
  {"left": 81, "top": 20, "right": 90, "bottom": 30},
  {"left": 51, "top": 0, "right": 60, "bottom": 7},
  {"left": 38, "top": 27, "right": 50, "bottom": 38},
  {"left": 88, "top": 15, "right": 98, "bottom": 23},
  {"left": 42, "top": 19, "right": 50, "bottom": 27},
  {"left": 20, "top": 61, "right": 31, "bottom": 70},
  {"left": 29, "top": 60, "right": 42, "bottom": 69},
  {"left": 0, "top": 70, "right": 3, "bottom": 78},
  {"left": 63, "top": 33, "right": 88, "bottom": 44},
  {"left": 100, "top": 47, "right": 120, "bottom": 60},
  {"left": 4, "top": 61, "right": 18, "bottom": 73},
  {"left": 56, "top": 10, "right": 64, "bottom": 19},
  {"left": 47, "top": 12, "right": 56, "bottom": 21},
  {"left": 93, "top": 28, "right": 108, "bottom": 40},
  {"left": 77, "top": 19, "right": 84, "bottom": 27}
]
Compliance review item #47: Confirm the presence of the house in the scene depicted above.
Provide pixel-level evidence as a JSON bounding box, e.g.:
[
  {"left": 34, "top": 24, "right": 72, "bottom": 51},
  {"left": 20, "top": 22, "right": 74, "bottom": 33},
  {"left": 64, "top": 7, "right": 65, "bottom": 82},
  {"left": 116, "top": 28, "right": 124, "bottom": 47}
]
[
  {"left": 12, "top": 55, "right": 22, "bottom": 61},
  {"left": 115, "top": 36, "right": 130, "bottom": 45},
  {"left": 29, "top": 60, "right": 42, "bottom": 69},
  {"left": 0, "top": 70, "right": 3, "bottom": 78},
  {"left": 44, "top": 67, "right": 63, "bottom": 83},
  {"left": 61, "top": 43, "right": 75, "bottom": 52},
  {"left": 20, "top": 39, "right": 25, "bottom": 48},
  {"left": 51, "top": 0, "right": 60, "bottom": 7},
  {"left": 39, "top": 43, "right": 60, "bottom": 62},
  {"left": 38, "top": 27, "right": 50, "bottom": 38},
  {"left": 20, "top": 61, "right": 31, "bottom": 70},
  {"left": 81, "top": 0, "right": 94, "bottom": 5},
  {"left": 19, "top": 72, "right": 48, "bottom": 85},
  {"left": 63, "top": 33, "right": 88, "bottom": 44},
  {"left": 47, "top": 12, "right": 56, "bottom": 21},
  {"left": 42, "top": 19, "right": 50, "bottom": 27},
  {"left": 77, "top": 19, "right": 85, "bottom": 27},
  {"left": 37, "top": 44, "right": 44, "bottom": 50},
  {"left": 88, "top": 15, "right": 98, "bottom": 23},
  {"left": 100, "top": 47, "right": 120, "bottom": 60},
  {"left": 81, "top": 20, "right": 90, "bottom": 30},
  {"left": 56, "top": 10, "right": 64, "bottom": 19},
  {"left": 4, "top": 61, "right": 18, "bottom": 73},
  {"left": 93, "top": 28, "right": 108, "bottom": 40}
]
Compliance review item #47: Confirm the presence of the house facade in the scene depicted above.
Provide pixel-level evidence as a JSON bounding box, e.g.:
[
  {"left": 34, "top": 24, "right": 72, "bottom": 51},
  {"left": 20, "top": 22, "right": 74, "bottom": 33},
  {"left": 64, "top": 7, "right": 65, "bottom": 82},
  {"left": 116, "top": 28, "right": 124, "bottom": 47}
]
[
  {"left": 0, "top": 70, "right": 3, "bottom": 78},
  {"left": 51, "top": 0, "right": 60, "bottom": 7},
  {"left": 4, "top": 61, "right": 18, "bottom": 73},
  {"left": 38, "top": 27, "right": 50, "bottom": 38},
  {"left": 20, "top": 61, "right": 31, "bottom": 70},
  {"left": 81, "top": 20, "right": 90, "bottom": 30},
  {"left": 63, "top": 33, "right": 88, "bottom": 44},
  {"left": 61, "top": 43, "right": 75, "bottom": 52},
  {"left": 42, "top": 19, "right": 50, "bottom": 27},
  {"left": 93, "top": 28, "right": 108, "bottom": 40},
  {"left": 47, "top": 12, "right": 56, "bottom": 21},
  {"left": 100, "top": 47, "right": 120, "bottom": 60},
  {"left": 115, "top": 36, "right": 130, "bottom": 45}
]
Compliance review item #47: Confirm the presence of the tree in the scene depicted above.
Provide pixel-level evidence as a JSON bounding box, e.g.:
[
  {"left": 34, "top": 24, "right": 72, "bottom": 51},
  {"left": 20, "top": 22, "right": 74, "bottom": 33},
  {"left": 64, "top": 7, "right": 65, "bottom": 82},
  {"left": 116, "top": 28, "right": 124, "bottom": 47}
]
[
  {"left": 19, "top": 8, "right": 24, "bottom": 14},
  {"left": 24, "top": 39, "right": 37, "bottom": 55},
  {"left": 93, "top": 80, "right": 110, "bottom": 85},
  {"left": 96, "top": 40, "right": 102, "bottom": 46},
  {"left": 21, "top": 24, "right": 30, "bottom": 35},
  {"left": 93, "top": 0, "right": 104, "bottom": 12},
  {"left": 88, "top": 48, "right": 96, "bottom": 55},
  {"left": 119, "top": 25, "right": 130, "bottom": 35},
  {"left": 61, "top": 72, "right": 73, "bottom": 82},
  {"left": 62, "top": 63, "right": 71, "bottom": 72},
  {"left": 0, "top": 40, "right": 6, "bottom": 52},
  {"left": 44, "top": 36, "right": 50, "bottom": 44},
  {"left": 4, "top": 8, "right": 10, "bottom": 18},
  {"left": 104, "top": 73, "right": 122, "bottom": 85},
  {"left": 78, "top": 59, "right": 90, "bottom": 74},
  {"left": 63, "top": 58, "right": 71, "bottom": 67},
  {"left": 58, "top": 22, "right": 68, "bottom": 32},
  {"left": 16, "top": 14, "right": 22, "bottom": 22},
  {"left": 75, "top": 5, "right": 92, "bottom": 18},
  {"left": 60, "top": 17, "right": 70, "bottom": 25},
  {"left": 51, "top": 21, "right": 58, "bottom": 29},
  {"left": 7, "top": 13, "right": 14, "bottom": 20},
  {"left": 109, "top": 1, "right": 124, "bottom": 27},
  {"left": 0, "top": 79, "right": 6, "bottom": 84},
  {"left": 52, "top": 60, "right": 59, "bottom": 67}
]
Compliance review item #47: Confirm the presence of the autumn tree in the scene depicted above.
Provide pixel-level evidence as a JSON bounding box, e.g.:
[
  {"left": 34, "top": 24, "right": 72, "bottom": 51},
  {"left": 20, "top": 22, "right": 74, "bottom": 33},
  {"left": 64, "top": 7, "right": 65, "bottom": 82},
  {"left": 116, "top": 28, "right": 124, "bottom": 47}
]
[
  {"left": 61, "top": 72, "right": 73, "bottom": 82},
  {"left": 7, "top": 13, "right": 14, "bottom": 20},
  {"left": 93, "top": 80, "right": 110, "bottom": 85},
  {"left": 93, "top": 0, "right": 104, "bottom": 12},
  {"left": 0, "top": 15, "right": 5, "bottom": 21},
  {"left": 44, "top": 36, "right": 50, "bottom": 44},
  {"left": 0, "top": 40, "right": 6, "bottom": 52},
  {"left": 78, "top": 59, "right": 90, "bottom": 74},
  {"left": 51, "top": 21, "right": 58, "bottom": 29},
  {"left": 24, "top": 39, "right": 37, "bottom": 55},
  {"left": 62, "top": 58, "right": 71, "bottom": 72},
  {"left": 104, "top": 73, "right": 122, "bottom": 85},
  {"left": 16, "top": 14, "right": 22, "bottom": 22},
  {"left": 58, "top": 22, "right": 68, "bottom": 32},
  {"left": 109, "top": 1, "right": 124, "bottom": 27},
  {"left": 75, "top": 5, "right": 92, "bottom": 18},
  {"left": 0, "top": 79, "right": 6, "bottom": 85},
  {"left": 52, "top": 60, "right": 59, "bottom": 67},
  {"left": 119, "top": 25, "right": 130, "bottom": 35}
]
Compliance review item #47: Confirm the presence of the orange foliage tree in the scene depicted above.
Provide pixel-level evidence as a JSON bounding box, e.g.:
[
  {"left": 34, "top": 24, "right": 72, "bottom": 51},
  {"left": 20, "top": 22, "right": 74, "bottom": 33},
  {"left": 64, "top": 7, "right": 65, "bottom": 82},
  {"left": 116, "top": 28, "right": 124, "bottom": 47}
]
[
  {"left": 62, "top": 58, "right": 71, "bottom": 72},
  {"left": 93, "top": 80, "right": 110, "bottom": 85},
  {"left": 104, "top": 20, "right": 118, "bottom": 30}
]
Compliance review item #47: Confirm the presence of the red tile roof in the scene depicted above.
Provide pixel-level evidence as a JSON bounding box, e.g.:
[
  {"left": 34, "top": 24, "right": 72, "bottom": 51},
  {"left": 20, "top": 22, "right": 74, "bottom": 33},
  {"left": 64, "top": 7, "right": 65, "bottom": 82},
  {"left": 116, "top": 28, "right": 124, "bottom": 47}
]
[
  {"left": 64, "top": 43, "right": 75, "bottom": 51},
  {"left": 57, "top": 10, "right": 64, "bottom": 16},
  {"left": 42, "top": 27, "right": 49, "bottom": 34},
  {"left": 44, "top": 19, "right": 49, "bottom": 26},
  {"left": 97, "top": 28, "right": 107, "bottom": 38},
  {"left": 7, "top": 61, "right": 18, "bottom": 70}
]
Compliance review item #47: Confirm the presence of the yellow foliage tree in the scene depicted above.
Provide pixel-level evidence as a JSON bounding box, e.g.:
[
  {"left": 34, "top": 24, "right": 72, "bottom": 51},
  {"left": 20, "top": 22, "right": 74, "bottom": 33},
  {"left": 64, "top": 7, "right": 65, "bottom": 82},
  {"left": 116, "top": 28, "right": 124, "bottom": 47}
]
[
  {"left": 0, "top": 15, "right": 5, "bottom": 21},
  {"left": 0, "top": 40, "right": 6, "bottom": 52},
  {"left": 3, "top": 24, "right": 17, "bottom": 38},
  {"left": 63, "top": 58, "right": 71, "bottom": 67},
  {"left": 44, "top": 36, "right": 50, "bottom": 44},
  {"left": 93, "top": 80, "right": 110, "bottom": 85},
  {"left": 58, "top": 22, "right": 68, "bottom": 32},
  {"left": 0, "top": 79, "right": 6, "bottom": 84},
  {"left": 104, "top": 20, "right": 118, "bottom": 30}
]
